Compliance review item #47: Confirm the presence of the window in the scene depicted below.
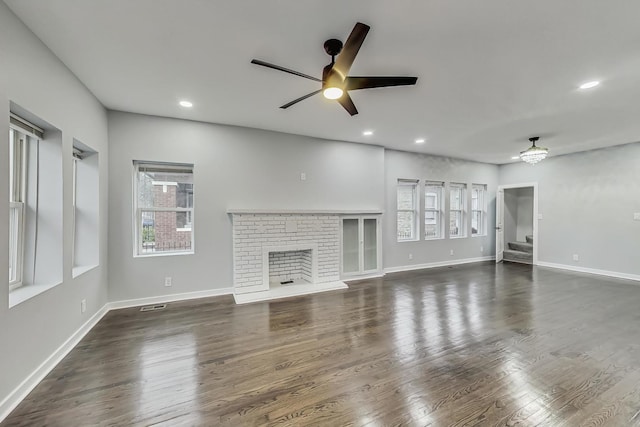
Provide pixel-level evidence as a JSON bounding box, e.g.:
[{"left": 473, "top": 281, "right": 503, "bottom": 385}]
[
  {"left": 134, "top": 161, "right": 194, "bottom": 256},
  {"left": 9, "top": 128, "right": 26, "bottom": 290},
  {"left": 424, "top": 181, "right": 444, "bottom": 239},
  {"left": 449, "top": 183, "right": 467, "bottom": 238},
  {"left": 472, "top": 184, "right": 487, "bottom": 236},
  {"left": 397, "top": 180, "right": 418, "bottom": 241},
  {"left": 7, "top": 109, "right": 63, "bottom": 304},
  {"left": 72, "top": 141, "right": 99, "bottom": 276}
]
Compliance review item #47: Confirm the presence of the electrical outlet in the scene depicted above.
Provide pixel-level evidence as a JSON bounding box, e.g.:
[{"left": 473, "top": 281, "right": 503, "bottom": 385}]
[
  {"left": 573, "top": 254, "right": 579, "bottom": 262},
  {"left": 480, "top": 246, "right": 484, "bottom": 252},
  {"left": 450, "top": 249, "right": 454, "bottom": 256},
  {"left": 300, "top": 172, "right": 306, "bottom": 181},
  {"left": 81, "top": 299, "right": 86, "bottom": 314},
  {"left": 164, "top": 277, "right": 172, "bottom": 287},
  {"left": 634, "top": 213, "right": 640, "bottom": 221},
  {"left": 408, "top": 253, "right": 413, "bottom": 260}
]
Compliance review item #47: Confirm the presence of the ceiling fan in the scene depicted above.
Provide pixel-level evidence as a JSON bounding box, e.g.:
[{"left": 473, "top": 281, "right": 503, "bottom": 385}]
[{"left": 251, "top": 22, "right": 418, "bottom": 116}]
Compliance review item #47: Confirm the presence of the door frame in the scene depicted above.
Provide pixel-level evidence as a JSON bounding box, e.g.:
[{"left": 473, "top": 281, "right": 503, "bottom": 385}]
[{"left": 496, "top": 182, "right": 539, "bottom": 265}]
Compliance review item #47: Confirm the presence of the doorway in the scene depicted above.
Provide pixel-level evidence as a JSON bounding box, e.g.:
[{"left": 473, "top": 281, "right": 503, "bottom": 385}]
[{"left": 496, "top": 183, "right": 538, "bottom": 265}]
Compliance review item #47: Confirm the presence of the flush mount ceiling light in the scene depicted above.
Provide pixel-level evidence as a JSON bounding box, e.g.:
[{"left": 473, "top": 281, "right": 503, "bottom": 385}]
[
  {"left": 579, "top": 81, "right": 600, "bottom": 90},
  {"left": 179, "top": 100, "right": 193, "bottom": 108},
  {"left": 519, "top": 136, "right": 548, "bottom": 164},
  {"left": 511, "top": 156, "right": 520, "bottom": 160},
  {"left": 363, "top": 130, "right": 373, "bottom": 136},
  {"left": 415, "top": 138, "right": 425, "bottom": 144}
]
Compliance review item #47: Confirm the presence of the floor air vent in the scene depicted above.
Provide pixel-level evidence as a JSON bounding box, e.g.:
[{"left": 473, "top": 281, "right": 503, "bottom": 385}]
[{"left": 140, "top": 304, "right": 167, "bottom": 312}]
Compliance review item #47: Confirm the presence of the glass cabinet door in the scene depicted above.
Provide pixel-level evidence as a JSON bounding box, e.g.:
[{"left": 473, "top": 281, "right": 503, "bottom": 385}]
[
  {"left": 342, "top": 218, "right": 360, "bottom": 274},
  {"left": 363, "top": 218, "right": 378, "bottom": 271}
]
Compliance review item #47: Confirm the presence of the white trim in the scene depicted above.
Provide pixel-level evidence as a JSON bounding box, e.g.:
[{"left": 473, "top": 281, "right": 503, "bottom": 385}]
[
  {"left": 227, "top": 209, "right": 383, "bottom": 215},
  {"left": 0, "top": 304, "right": 109, "bottom": 423},
  {"left": 344, "top": 272, "right": 386, "bottom": 282},
  {"left": 384, "top": 256, "right": 496, "bottom": 274},
  {"left": 0, "top": 287, "right": 235, "bottom": 423},
  {"left": 537, "top": 262, "right": 640, "bottom": 283},
  {"left": 106, "top": 287, "right": 234, "bottom": 310}
]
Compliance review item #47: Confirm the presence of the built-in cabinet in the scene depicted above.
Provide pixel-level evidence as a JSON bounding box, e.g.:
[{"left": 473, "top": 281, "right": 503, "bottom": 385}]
[{"left": 340, "top": 215, "right": 382, "bottom": 278}]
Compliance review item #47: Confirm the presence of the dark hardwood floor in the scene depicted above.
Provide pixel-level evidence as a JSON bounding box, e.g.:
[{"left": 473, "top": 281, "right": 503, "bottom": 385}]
[{"left": 4, "top": 262, "right": 640, "bottom": 426}]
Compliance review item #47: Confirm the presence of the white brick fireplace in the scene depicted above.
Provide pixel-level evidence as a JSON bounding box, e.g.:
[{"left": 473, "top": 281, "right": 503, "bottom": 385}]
[{"left": 229, "top": 211, "right": 347, "bottom": 303}]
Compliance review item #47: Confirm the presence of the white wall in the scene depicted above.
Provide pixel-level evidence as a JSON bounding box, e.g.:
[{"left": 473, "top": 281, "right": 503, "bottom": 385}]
[
  {"left": 107, "top": 111, "right": 385, "bottom": 301},
  {"left": 0, "top": 2, "right": 109, "bottom": 411},
  {"left": 383, "top": 150, "right": 499, "bottom": 269},
  {"left": 499, "top": 142, "right": 640, "bottom": 276}
]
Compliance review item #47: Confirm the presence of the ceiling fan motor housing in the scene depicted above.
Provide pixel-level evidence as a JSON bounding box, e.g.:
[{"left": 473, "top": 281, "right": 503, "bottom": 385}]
[{"left": 323, "top": 38, "right": 343, "bottom": 57}]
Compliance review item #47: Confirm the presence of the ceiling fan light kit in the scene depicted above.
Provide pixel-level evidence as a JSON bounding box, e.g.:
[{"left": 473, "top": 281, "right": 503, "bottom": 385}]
[
  {"left": 251, "top": 22, "right": 418, "bottom": 116},
  {"left": 520, "top": 137, "right": 549, "bottom": 164}
]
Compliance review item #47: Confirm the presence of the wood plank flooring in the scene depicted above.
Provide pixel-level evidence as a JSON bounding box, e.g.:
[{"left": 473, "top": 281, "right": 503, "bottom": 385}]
[{"left": 4, "top": 262, "right": 640, "bottom": 426}]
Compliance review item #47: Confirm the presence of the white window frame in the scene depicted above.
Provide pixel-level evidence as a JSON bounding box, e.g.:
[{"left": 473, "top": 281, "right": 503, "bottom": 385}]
[
  {"left": 9, "top": 128, "right": 27, "bottom": 291},
  {"left": 397, "top": 179, "right": 419, "bottom": 242},
  {"left": 424, "top": 181, "right": 444, "bottom": 240},
  {"left": 471, "top": 184, "right": 487, "bottom": 237},
  {"left": 449, "top": 182, "right": 467, "bottom": 238},
  {"left": 133, "top": 161, "right": 194, "bottom": 257}
]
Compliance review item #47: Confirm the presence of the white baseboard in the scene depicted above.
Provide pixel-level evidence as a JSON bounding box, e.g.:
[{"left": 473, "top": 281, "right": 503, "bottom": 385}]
[
  {"left": 343, "top": 272, "right": 386, "bottom": 282},
  {"left": 0, "top": 286, "right": 235, "bottom": 423},
  {"left": 107, "top": 287, "right": 234, "bottom": 310},
  {"left": 537, "top": 261, "right": 640, "bottom": 282},
  {"left": 384, "top": 256, "right": 496, "bottom": 274},
  {"left": 0, "top": 304, "right": 109, "bottom": 422}
]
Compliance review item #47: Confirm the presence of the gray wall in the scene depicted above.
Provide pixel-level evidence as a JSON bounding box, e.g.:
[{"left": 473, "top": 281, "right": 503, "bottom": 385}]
[
  {"left": 0, "top": 2, "right": 109, "bottom": 408},
  {"left": 107, "top": 111, "right": 385, "bottom": 301},
  {"left": 516, "top": 187, "right": 533, "bottom": 242},
  {"left": 503, "top": 187, "right": 534, "bottom": 244},
  {"left": 504, "top": 189, "right": 518, "bottom": 244},
  {"left": 384, "top": 150, "right": 499, "bottom": 269},
  {"left": 499, "top": 142, "right": 640, "bottom": 275}
]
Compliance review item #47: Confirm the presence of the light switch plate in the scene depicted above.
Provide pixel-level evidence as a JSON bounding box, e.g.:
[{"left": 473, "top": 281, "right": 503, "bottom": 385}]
[{"left": 634, "top": 213, "right": 640, "bottom": 221}]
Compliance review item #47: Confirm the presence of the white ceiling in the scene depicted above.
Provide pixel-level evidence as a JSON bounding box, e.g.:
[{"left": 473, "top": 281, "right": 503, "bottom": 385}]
[{"left": 6, "top": 0, "right": 640, "bottom": 164}]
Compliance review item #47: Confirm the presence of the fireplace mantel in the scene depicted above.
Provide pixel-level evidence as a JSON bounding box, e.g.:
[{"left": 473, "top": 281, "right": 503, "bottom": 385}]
[{"left": 227, "top": 209, "right": 383, "bottom": 215}]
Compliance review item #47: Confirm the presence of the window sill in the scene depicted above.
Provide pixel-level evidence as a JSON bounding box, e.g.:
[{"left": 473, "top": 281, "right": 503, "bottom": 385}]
[
  {"left": 397, "top": 239, "right": 419, "bottom": 243},
  {"left": 424, "top": 237, "right": 444, "bottom": 241},
  {"left": 9, "top": 281, "right": 63, "bottom": 309},
  {"left": 134, "top": 251, "right": 194, "bottom": 259},
  {"left": 471, "top": 234, "right": 487, "bottom": 238},
  {"left": 72, "top": 264, "right": 99, "bottom": 279},
  {"left": 450, "top": 235, "right": 468, "bottom": 239}
]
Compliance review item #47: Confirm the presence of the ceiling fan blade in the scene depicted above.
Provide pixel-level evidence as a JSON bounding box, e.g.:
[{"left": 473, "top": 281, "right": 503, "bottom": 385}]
[
  {"left": 346, "top": 76, "right": 418, "bottom": 91},
  {"left": 332, "top": 22, "right": 370, "bottom": 81},
  {"left": 337, "top": 92, "right": 358, "bottom": 116},
  {"left": 280, "top": 89, "right": 323, "bottom": 109},
  {"left": 251, "top": 59, "right": 322, "bottom": 82}
]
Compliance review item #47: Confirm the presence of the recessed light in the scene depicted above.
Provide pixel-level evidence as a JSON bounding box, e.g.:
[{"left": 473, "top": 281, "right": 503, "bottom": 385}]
[
  {"left": 415, "top": 138, "right": 425, "bottom": 144},
  {"left": 363, "top": 130, "right": 373, "bottom": 136},
  {"left": 179, "top": 100, "right": 193, "bottom": 108},
  {"left": 579, "top": 81, "right": 600, "bottom": 90},
  {"left": 511, "top": 156, "right": 520, "bottom": 160}
]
